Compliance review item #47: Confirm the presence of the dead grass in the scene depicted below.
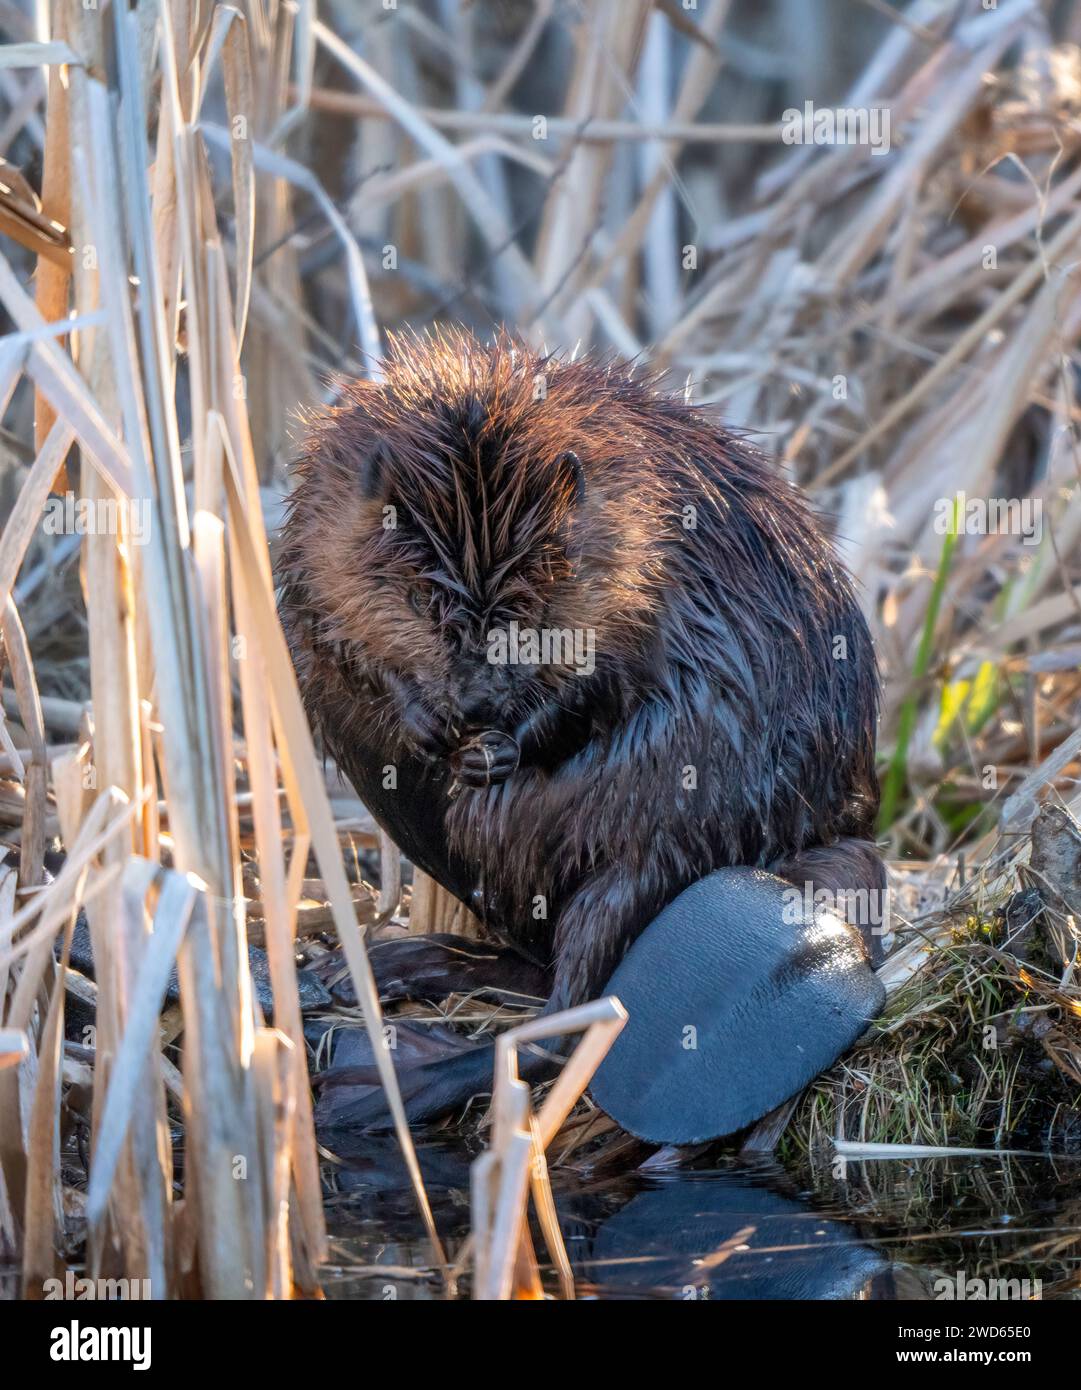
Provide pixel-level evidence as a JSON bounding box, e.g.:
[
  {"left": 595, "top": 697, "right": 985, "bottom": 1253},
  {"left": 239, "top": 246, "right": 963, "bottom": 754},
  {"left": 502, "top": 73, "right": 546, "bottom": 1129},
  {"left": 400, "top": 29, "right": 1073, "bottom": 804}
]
[{"left": 787, "top": 845, "right": 1081, "bottom": 1159}]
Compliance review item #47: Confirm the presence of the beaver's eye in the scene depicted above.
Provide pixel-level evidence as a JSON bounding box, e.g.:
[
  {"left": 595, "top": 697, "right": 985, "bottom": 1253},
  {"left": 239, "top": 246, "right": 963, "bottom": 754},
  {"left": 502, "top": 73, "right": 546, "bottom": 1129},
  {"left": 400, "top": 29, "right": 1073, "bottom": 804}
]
[{"left": 408, "top": 589, "right": 428, "bottom": 617}]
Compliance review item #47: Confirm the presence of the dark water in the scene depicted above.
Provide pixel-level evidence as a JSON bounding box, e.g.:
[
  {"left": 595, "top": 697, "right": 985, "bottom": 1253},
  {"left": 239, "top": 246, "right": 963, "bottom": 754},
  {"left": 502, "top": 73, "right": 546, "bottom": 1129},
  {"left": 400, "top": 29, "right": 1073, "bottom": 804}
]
[{"left": 317, "top": 1139, "right": 1081, "bottom": 1300}]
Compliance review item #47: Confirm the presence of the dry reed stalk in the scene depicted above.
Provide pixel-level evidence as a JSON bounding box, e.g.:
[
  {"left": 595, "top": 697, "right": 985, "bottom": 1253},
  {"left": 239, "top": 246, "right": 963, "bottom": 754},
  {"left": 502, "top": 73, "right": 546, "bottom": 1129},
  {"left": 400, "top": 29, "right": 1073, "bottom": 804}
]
[
  {"left": 375, "top": 828, "right": 401, "bottom": 919},
  {"left": 0, "top": 1028, "right": 26, "bottom": 1067},
  {"left": 302, "top": 88, "right": 781, "bottom": 146},
  {"left": 30, "top": 7, "right": 72, "bottom": 471},
  {"left": 470, "top": 998, "right": 626, "bottom": 1300},
  {"left": 316, "top": 18, "right": 547, "bottom": 331},
  {"left": 230, "top": 1, "right": 314, "bottom": 482},
  {"left": 408, "top": 870, "right": 480, "bottom": 936}
]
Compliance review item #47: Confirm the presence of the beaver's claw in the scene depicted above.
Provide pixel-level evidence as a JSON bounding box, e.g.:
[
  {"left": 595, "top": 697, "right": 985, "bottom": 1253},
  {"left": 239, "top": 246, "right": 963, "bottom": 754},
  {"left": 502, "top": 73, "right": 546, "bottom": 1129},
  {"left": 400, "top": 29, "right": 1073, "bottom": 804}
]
[{"left": 451, "top": 730, "right": 521, "bottom": 787}]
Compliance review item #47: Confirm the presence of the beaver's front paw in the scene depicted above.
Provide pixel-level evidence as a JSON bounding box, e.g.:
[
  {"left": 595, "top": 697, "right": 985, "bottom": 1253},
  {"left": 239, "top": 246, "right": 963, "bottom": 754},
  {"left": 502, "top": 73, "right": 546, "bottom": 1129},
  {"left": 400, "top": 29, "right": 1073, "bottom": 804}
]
[
  {"left": 401, "top": 698, "right": 457, "bottom": 761},
  {"left": 451, "top": 730, "right": 521, "bottom": 787}
]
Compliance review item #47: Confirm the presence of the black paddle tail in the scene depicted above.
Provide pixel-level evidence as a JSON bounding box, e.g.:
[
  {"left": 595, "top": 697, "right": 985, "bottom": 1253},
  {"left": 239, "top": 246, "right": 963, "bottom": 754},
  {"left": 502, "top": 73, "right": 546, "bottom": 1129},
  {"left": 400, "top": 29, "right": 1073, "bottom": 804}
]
[{"left": 322, "top": 866, "right": 885, "bottom": 1144}]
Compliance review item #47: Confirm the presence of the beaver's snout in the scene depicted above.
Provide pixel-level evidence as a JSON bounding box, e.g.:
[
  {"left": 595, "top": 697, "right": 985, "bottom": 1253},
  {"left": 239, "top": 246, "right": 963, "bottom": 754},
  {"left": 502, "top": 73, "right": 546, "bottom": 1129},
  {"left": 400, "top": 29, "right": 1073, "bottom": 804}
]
[
  {"left": 456, "top": 686, "right": 498, "bottom": 729},
  {"left": 450, "top": 660, "right": 520, "bottom": 734}
]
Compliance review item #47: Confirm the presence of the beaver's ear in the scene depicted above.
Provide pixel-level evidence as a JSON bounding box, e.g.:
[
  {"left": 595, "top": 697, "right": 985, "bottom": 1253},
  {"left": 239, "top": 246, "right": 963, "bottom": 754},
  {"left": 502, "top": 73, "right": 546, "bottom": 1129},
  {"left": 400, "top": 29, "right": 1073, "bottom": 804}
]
[
  {"left": 556, "top": 450, "right": 585, "bottom": 506},
  {"left": 357, "top": 439, "right": 392, "bottom": 502}
]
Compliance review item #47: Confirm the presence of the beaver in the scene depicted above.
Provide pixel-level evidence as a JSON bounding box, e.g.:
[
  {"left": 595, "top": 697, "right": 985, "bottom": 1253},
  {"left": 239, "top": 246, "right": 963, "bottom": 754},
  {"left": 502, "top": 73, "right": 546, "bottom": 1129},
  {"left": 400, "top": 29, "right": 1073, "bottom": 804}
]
[{"left": 278, "top": 329, "right": 884, "bottom": 1127}]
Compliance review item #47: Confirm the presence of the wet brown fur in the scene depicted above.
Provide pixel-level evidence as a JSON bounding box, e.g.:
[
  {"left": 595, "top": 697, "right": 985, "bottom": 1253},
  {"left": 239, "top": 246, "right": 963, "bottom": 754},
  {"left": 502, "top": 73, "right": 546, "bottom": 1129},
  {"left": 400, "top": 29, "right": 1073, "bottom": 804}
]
[{"left": 279, "top": 329, "right": 883, "bottom": 1011}]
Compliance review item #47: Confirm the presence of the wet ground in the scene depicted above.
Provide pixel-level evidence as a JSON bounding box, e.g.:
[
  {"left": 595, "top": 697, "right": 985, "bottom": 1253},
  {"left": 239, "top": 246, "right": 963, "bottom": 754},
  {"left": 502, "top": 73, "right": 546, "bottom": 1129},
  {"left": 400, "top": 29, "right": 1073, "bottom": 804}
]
[{"left": 318, "top": 1140, "right": 1081, "bottom": 1300}]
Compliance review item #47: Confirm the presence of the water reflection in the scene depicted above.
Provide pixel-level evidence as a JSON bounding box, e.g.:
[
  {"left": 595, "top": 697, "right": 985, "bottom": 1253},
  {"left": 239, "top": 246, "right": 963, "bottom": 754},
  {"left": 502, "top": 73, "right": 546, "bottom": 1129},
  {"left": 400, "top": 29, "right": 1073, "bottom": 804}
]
[{"left": 318, "top": 1140, "right": 1081, "bottom": 1300}]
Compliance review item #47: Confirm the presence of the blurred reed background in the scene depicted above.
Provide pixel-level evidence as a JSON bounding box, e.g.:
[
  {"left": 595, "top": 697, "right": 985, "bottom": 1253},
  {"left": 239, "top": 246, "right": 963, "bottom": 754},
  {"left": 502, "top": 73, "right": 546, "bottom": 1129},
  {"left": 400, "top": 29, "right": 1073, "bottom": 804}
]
[{"left": 0, "top": 0, "right": 1079, "bottom": 1298}]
